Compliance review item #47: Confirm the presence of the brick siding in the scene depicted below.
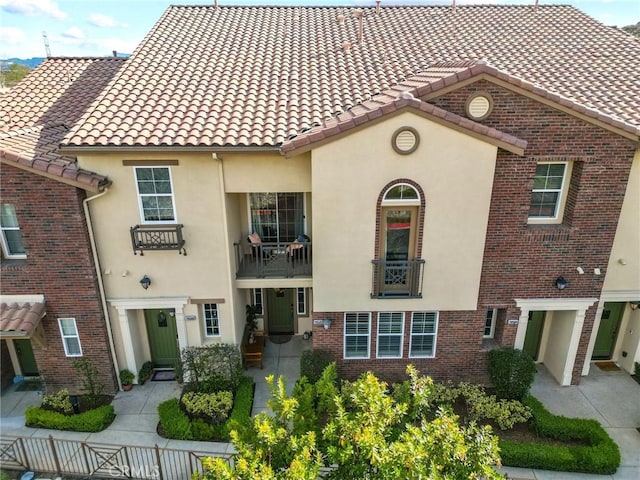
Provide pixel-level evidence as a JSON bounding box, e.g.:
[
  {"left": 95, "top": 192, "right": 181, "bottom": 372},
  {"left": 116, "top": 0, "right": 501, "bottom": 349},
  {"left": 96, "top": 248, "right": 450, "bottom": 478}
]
[{"left": 1, "top": 165, "right": 117, "bottom": 394}]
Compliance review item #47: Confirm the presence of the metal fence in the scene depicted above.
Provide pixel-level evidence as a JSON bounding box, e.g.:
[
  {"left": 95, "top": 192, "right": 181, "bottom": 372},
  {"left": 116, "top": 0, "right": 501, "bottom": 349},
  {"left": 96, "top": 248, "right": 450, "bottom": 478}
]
[{"left": 0, "top": 435, "right": 232, "bottom": 479}]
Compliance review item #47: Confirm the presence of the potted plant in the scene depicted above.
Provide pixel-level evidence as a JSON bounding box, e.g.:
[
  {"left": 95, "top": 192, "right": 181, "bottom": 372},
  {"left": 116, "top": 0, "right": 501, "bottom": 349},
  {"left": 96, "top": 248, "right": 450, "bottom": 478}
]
[
  {"left": 138, "top": 361, "right": 154, "bottom": 385},
  {"left": 119, "top": 369, "right": 135, "bottom": 391},
  {"left": 246, "top": 304, "right": 260, "bottom": 344}
]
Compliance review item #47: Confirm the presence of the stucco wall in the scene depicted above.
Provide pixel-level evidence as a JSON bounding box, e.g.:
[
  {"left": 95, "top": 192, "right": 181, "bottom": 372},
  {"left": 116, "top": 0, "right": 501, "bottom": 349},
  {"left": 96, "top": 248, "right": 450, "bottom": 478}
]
[
  {"left": 543, "top": 310, "right": 576, "bottom": 384},
  {"left": 311, "top": 111, "right": 497, "bottom": 312}
]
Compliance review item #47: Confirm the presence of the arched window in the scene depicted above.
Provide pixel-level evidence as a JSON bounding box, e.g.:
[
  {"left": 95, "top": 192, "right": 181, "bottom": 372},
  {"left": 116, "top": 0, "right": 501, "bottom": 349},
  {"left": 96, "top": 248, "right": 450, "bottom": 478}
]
[{"left": 382, "top": 183, "right": 420, "bottom": 203}]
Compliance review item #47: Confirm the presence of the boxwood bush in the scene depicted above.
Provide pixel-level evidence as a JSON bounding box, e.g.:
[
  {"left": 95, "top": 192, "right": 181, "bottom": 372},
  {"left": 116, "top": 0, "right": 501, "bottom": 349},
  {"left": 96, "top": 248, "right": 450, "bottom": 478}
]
[
  {"left": 500, "top": 396, "right": 620, "bottom": 474},
  {"left": 489, "top": 347, "right": 537, "bottom": 400},
  {"left": 300, "top": 349, "right": 333, "bottom": 384},
  {"left": 25, "top": 405, "right": 115, "bottom": 432}
]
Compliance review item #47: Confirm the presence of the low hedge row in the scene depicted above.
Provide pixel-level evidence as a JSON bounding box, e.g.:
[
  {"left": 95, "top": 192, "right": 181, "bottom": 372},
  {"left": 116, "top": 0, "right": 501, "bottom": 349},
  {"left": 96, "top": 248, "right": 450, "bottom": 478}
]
[
  {"left": 500, "top": 396, "right": 620, "bottom": 474},
  {"left": 158, "top": 376, "right": 254, "bottom": 441},
  {"left": 25, "top": 405, "right": 115, "bottom": 432}
]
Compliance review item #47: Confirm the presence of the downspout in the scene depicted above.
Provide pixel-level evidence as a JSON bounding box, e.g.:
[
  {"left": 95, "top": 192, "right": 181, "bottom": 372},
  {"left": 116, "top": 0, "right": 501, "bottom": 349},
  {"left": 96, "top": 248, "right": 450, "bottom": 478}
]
[{"left": 83, "top": 188, "right": 122, "bottom": 391}]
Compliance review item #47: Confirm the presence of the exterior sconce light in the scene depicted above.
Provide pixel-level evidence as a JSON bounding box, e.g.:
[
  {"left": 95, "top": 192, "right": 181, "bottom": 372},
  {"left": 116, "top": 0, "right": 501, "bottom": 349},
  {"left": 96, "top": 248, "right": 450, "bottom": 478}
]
[
  {"left": 140, "top": 275, "right": 151, "bottom": 290},
  {"left": 322, "top": 318, "right": 332, "bottom": 330},
  {"left": 630, "top": 301, "right": 640, "bottom": 311},
  {"left": 555, "top": 276, "right": 567, "bottom": 290}
]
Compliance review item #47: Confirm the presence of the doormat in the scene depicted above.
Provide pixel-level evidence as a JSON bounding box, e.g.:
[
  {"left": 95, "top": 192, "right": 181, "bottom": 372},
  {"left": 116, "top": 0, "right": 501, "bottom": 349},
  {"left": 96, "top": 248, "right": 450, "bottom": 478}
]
[
  {"left": 596, "top": 362, "right": 620, "bottom": 372},
  {"left": 269, "top": 335, "right": 292, "bottom": 344},
  {"left": 15, "top": 380, "right": 42, "bottom": 392},
  {"left": 151, "top": 370, "right": 176, "bottom": 381}
]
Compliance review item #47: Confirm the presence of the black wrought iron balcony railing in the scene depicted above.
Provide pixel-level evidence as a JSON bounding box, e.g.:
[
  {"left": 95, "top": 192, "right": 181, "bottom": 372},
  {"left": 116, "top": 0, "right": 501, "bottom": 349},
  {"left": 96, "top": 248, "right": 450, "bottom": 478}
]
[
  {"left": 130, "top": 224, "right": 186, "bottom": 256},
  {"left": 371, "top": 259, "right": 425, "bottom": 298},
  {"left": 234, "top": 240, "right": 312, "bottom": 278}
]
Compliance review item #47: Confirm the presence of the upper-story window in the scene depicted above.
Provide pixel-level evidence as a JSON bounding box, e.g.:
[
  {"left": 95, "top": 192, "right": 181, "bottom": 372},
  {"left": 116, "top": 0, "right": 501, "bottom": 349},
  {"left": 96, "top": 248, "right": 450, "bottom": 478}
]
[
  {"left": 135, "top": 167, "right": 177, "bottom": 223},
  {"left": 58, "top": 318, "right": 82, "bottom": 357},
  {"left": 528, "top": 162, "right": 571, "bottom": 224},
  {"left": 0, "top": 203, "right": 26, "bottom": 259},
  {"left": 380, "top": 183, "right": 420, "bottom": 262},
  {"left": 249, "top": 193, "right": 304, "bottom": 243}
]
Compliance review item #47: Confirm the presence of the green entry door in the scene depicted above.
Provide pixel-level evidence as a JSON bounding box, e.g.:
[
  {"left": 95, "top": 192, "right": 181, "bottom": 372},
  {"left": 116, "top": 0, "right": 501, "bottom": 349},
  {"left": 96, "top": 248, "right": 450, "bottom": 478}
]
[
  {"left": 592, "top": 302, "right": 624, "bottom": 360},
  {"left": 523, "top": 311, "right": 545, "bottom": 361},
  {"left": 14, "top": 339, "right": 38, "bottom": 376},
  {"left": 266, "top": 288, "right": 294, "bottom": 334},
  {"left": 144, "top": 309, "right": 179, "bottom": 367}
]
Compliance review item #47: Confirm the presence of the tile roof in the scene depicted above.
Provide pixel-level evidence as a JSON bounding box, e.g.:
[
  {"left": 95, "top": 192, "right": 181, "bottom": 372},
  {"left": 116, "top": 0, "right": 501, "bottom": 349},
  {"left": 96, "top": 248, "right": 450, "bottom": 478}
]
[
  {"left": 0, "top": 57, "right": 123, "bottom": 190},
  {"left": 62, "top": 5, "right": 640, "bottom": 149},
  {"left": 0, "top": 300, "right": 46, "bottom": 337}
]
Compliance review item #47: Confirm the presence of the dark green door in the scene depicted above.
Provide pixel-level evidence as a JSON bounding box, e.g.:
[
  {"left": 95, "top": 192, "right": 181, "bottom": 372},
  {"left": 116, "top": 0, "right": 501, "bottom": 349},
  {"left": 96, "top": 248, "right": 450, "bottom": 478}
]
[
  {"left": 523, "top": 311, "right": 545, "bottom": 361},
  {"left": 592, "top": 302, "right": 624, "bottom": 359},
  {"left": 14, "top": 339, "right": 38, "bottom": 376},
  {"left": 267, "top": 288, "right": 294, "bottom": 334},
  {"left": 144, "top": 309, "right": 179, "bottom": 367}
]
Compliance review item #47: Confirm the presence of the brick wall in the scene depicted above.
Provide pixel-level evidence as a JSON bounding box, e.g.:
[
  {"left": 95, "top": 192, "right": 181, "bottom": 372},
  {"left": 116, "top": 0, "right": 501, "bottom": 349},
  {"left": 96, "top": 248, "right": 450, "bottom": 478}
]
[
  {"left": 313, "top": 81, "right": 636, "bottom": 386},
  {"left": 1, "top": 165, "right": 117, "bottom": 394}
]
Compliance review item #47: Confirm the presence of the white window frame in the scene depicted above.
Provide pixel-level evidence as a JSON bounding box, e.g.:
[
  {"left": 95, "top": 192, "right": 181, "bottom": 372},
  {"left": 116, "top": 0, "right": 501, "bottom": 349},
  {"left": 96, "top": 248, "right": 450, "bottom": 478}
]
[
  {"left": 58, "top": 318, "right": 83, "bottom": 357},
  {"left": 376, "top": 312, "right": 404, "bottom": 359},
  {"left": 297, "top": 288, "right": 307, "bottom": 316},
  {"left": 0, "top": 203, "right": 26, "bottom": 259},
  {"left": 484, "top": 308, "right": 497, "bottom": 339},
  {"left": 409, "top": 312, "right": 438, "bottom": 358},
  {"left": 344, "top": 312, "right": 371, "bottom": 359},
  {"left": 528, "top": 161, "right": 572, "bottom": 224},
  {"left": 134, "top": 167, "right": 177, "bottom": 224},
  {"left": 252, "top": 289, "right": 263, "bottom": 316},
  {"left": 382, "top": 183, "right": 420, "bottom": 205},
  {"left": 203, "top": 304, "right": 220, "bottom": 337}
]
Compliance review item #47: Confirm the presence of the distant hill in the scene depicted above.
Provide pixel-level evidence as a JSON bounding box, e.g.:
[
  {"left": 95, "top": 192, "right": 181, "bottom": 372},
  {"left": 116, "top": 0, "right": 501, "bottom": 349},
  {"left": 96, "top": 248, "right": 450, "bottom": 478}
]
[
  {"left": 622, "top": 22, "right": 640, "bottom": 38},
  {"left": 1, "top": 57, "right": 45, "bottom": 69}
]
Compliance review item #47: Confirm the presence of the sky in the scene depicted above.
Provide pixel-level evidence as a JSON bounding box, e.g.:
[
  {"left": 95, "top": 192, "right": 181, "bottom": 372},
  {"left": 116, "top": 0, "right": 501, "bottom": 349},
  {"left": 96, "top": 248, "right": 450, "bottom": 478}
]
[{"left": 0, "top": 0, "right": 638, "bottom": 59}]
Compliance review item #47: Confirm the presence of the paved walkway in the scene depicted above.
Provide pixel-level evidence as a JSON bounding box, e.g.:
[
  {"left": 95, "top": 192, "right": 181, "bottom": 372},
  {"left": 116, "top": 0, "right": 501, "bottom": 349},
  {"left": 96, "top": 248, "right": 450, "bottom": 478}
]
[{"left": 1, "top": 341, "right": 638, "bottom": 479}]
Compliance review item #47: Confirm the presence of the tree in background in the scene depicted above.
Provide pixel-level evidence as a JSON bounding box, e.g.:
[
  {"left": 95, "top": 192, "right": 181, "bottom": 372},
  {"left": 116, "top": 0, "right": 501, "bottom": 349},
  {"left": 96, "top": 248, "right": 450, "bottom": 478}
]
[
  {"left": 622, "top": 22, "right": 640, "bottom": 38},
  {"left": 0, "top": 63, "right": 31, "bottom": 88}
]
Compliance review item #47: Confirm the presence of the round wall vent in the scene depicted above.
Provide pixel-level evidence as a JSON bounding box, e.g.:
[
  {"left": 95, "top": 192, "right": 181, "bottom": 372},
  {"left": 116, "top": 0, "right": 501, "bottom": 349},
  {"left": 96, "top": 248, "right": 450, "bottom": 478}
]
[
  {"left": 465, "top": 92, "right": 493, "bottom": 121},
  {"left": 392, "top": 127, "right": 420, "bottom": 155}
]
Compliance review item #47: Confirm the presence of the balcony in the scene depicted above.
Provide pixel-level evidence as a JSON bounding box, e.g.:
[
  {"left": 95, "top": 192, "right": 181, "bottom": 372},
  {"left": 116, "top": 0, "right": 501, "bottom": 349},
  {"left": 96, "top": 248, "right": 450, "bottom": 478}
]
[
  {"left": 234, "top": 240, "right": 311, "bottom": 278},
  {"left": 371, "top": 259, "right": 425, "bottom": 298},
  {"left": 130, "top": 224, "right": 186, "bottom": 255}
]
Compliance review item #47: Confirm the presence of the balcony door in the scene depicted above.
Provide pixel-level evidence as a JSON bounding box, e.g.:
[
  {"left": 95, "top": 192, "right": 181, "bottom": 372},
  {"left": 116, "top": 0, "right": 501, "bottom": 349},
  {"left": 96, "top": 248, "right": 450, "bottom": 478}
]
[
  {"left": 381, "top": 207, "right": 418, "bottom": 262},
  {"left": 249, "top": 193, "right": 304, "bottom": 243}
]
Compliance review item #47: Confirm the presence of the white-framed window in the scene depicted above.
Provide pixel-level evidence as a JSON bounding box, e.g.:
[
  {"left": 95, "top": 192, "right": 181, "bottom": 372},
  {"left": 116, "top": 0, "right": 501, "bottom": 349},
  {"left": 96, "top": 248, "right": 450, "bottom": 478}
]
[
  {"left": 135, "top": 167, "right": 177, "bottom": 223},
  {"left": 203, "top": 304, "right": 220, "bottom": 337},
  {"left": 58, "top": 318, "right": 82, "bottom": 357},
  {"left": 409, "top": 312, "right": 438, "bottom": 358},
  {"left": 382, "top": 183, "right": 420, "bottom": 204},
  {"left": 251, "top": 289, "right": 263, "bottom": 316},
  {"left": 0, "top": 203, "right": 26, "bottom": 259},
  {"left": 528, "top": 162, "right": 571, "bottom": 223},
  {"left": 484, "top": 309, "right": 496, "bottom": 339},
  {"left": 344, "top": 312, "right": 371, "bottom": 359},
  {"left": 376, "top": 312, "right": 404, "bottom": 358},
  {"left": 297, "top": 288, "right": 307, "bottom": 316}
]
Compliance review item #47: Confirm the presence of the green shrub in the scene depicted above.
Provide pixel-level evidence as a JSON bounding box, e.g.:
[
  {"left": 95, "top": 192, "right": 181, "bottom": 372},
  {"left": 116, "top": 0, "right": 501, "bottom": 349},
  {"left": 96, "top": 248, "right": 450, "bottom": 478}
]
[
  {"left": 158, "top": 398, "right": 192, "bottom": 440},
  {"left": 119, "top": 369, "right": 135, "bottom": 385},
  {"left": 41, "top": 388, "right": 74, "bottom": 415},
  {"left": 25, "top": 405, "right": 114, "bottom": 432},
  {"left": 180, "top": 344, "right": 243, "bottom": 393},
  {"left": 73, "top": 358, "right": 105, "bottom": 407},
  {"left": 138, "top": 361, "right": 154, "bottom": 385},
  {"left": 635, "top": 361, "right": 640, "bottom": 378},
  {"left": 226, "top": 376, "right": 254, "bottom": 432},
  {"left": 500, "top": 396, "right": 620, "bottom": 474},
  {"left": 489, "top": 347, "right": 537, "bottom": 400},
  {"left": 181, "top": 391, "right": 233, "bottom": 423},
  {"left": 457, "top": 382, "right": 531, "bottom": 430},
  {"left": 300, "top": 349, "right": 332, "bottom": 384}
]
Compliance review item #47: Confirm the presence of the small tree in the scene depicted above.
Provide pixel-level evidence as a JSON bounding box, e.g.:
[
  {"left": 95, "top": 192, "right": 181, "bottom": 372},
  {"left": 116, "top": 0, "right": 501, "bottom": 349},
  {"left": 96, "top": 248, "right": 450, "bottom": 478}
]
[
  {"left": 73, "top": 358, "right": 105, "bottom": 407},
  {"left": 489, "top": 347, "right": 537, "bottom": 401}
]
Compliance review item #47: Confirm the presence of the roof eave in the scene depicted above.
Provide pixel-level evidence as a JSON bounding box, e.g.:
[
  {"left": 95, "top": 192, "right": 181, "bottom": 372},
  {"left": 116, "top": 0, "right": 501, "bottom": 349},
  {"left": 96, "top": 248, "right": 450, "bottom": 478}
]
[{"left": 59, "top": 144, "right": 283, "bottom": 155}]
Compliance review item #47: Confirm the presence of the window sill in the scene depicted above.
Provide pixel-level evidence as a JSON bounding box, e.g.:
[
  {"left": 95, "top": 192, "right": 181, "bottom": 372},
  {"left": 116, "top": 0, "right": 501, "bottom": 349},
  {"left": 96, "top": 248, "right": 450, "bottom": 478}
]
[
  {"left": 524, "top": 223, "right": 573, "bottom": 242},
  {"left": 1, "top": 258, "right": 28, "bottom": 271},
  {"left": 480, "top": 338, "right": 500, "bottom": 351}
]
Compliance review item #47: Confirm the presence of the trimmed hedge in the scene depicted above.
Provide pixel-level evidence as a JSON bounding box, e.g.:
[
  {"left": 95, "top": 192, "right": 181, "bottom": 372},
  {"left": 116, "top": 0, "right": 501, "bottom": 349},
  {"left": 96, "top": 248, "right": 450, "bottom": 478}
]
[
  {"left": 158, "top": 376, "right": 254, "bottom": 441},
  {"left": 500, "top": 396, "right": 620, "bottom": 474},
  {"left": 25, "top": 405, "right": 115, "bottom": 432}
]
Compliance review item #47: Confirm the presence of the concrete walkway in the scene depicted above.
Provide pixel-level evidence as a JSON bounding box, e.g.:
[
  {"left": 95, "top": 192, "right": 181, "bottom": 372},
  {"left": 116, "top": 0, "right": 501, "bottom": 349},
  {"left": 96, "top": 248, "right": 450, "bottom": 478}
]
[{"left": 1, "top": 344, "right": 638, "bottom": 479}]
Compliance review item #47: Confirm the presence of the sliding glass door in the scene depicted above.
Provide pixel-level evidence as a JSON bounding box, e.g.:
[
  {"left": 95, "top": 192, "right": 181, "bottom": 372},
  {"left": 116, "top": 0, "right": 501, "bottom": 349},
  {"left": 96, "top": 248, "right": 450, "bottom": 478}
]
[{"left": 249, "top": 193, "right": 304, "bottom": 243}]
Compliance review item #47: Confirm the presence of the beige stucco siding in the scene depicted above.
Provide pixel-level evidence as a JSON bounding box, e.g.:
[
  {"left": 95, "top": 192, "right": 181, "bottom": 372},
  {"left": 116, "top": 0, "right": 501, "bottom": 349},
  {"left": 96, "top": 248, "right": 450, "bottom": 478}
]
[
  {"left": 220, "top": 152, "right": 311, "bottom": 193},
  {"left": 542, "top": 310, "right": 576, "bottom": 384},
  {"left": 311, "top": 111, "right": 497, "bottom": 312},
  {"left": 603, "top": 149, "right": 640, "bottom": 292}
]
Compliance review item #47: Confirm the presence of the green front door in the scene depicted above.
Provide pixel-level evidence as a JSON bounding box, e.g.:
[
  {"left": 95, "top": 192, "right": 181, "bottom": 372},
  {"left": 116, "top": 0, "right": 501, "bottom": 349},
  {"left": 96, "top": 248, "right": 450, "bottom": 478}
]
[
  {"left": 266, "top": 288, "right": 294, "bottom": 334},
  {"left": 592, "top": 302, "right": 624, "bottom": 359},
  {"left": 144, "top": 309, "right": 179, "bottom": 367},
  {"left": 14, "top": 339, "right": 38, "bottom": 376},
  {"left": 523, "top": 311, "right": 545, "bottom": 361}
]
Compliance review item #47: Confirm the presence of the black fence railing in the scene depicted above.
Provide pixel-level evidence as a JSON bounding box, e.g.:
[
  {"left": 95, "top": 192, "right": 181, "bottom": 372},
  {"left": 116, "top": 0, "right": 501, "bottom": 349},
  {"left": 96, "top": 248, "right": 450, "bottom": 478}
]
[
  {"left": 234, "top": 240, "right": 312, "bottom": 278},
  {"left": 130, "top": 224, "right": 186, "bottom": 255},
  {"left": 371, "top": 259, "right": 425, "bottom": 298}
]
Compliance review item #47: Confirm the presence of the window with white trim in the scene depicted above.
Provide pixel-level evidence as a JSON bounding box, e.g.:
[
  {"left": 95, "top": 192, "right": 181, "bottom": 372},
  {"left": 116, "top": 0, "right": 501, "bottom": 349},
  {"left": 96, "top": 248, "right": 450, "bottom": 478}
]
[
  {"left": 528, "top": 162, "right": 570, "bottom": 222},
  {"left": 0, "top": 203, "right": 26, "bottom": 259},
  {"left": 484, "top": 309, "right": 496, "bottom": 338},
  {"left": 252, "top": 289, "right": 263, "bottom": 316},
  {"left": 203, "top": 304, "right": 220, "bottom": 337},
  {"left": 409, "top": 312, "right": 438, "bottom": 358},
  {"left": 58, "top": 318, "right": 82, "bottom": 357},
  {"left": 135, "top": 167, "right": 176, "bottom": 223},
  {"left": 376, "top": 312, "right": 404, "bottom": 358},
  {"left": 297, "top": 288, "right": 307, "bottom": 316},
  {"left": 344, "top": 312, "right": 370, "bottom": 359}
]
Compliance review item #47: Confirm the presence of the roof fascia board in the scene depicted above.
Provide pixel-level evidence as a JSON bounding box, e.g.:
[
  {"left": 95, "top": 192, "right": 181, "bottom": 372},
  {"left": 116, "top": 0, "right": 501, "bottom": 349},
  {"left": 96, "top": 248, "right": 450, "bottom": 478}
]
[
  {"left": 421, "top": 73, "right": 639, "bottom": 142},
  {"left": 0, "top": 157, "right": 106, "bottom": 193},
  {"left": 59, "top": 145, "right": 282, "bottom": 155},
  {"left": 283, "top": 106, "right": 525, "bottom": 158}
]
